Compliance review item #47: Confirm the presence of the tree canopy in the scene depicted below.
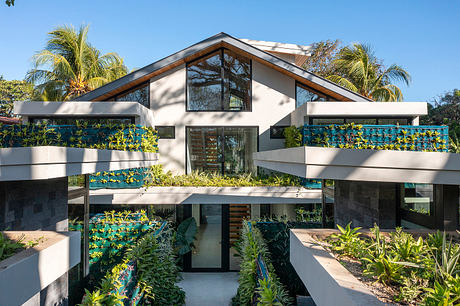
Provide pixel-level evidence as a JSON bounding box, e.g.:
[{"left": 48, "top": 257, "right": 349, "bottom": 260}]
[
  {"left": 0, "top": 76, "right": 33, "bottom": 117},
  {"left": 303, "top": 41, "right": 411, "bottom": 101},
  {"left": 26, "top": 24, "right": 128, "bottom": 101}
]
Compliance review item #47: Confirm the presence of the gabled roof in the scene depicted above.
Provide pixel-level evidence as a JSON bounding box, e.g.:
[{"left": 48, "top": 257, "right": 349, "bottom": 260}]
[{"left": 74, "top": 32, "right": 371, "bottom": 102}]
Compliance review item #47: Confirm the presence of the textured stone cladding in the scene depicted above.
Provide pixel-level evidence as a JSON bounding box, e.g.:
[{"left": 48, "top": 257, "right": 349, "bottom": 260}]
[
  {"left": 334, "top": 180, "right": 398, "bottom": 228},
  {"left": 0, "top": 177, "right": 68, "bottom": 231}
]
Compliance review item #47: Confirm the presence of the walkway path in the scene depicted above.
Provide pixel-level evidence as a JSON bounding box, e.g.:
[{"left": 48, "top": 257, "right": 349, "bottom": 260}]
[{"left": 179, "top": 272, "right": 239, "bottom": 306}]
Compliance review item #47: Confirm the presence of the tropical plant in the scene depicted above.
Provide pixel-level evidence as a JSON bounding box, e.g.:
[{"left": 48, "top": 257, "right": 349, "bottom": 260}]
[
  {"left": 0, "top": 233, "right": 25, "bottom": 261},
  {"left": 174, "top": 217, "right": 197, "bottom": 256},
  {"left": 328, "top": 222, "right": 363, "bottom": 256},
  {"left": 26, "top": 24, "right": 128, "bottom": 101},
  {"left": 283, "top": 126, "right": 302, "bottom": 148},
  {"left": 0, "top": 76, "right": 33, "bottom": 117},
  {"left": 327, "top": 43, "right": 411, "bottom": 101}
]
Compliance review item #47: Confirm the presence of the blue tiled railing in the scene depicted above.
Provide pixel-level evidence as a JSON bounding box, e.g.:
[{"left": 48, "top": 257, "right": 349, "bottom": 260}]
[{"left": 303, "top": 124, "right": 449, "bottom": 152}]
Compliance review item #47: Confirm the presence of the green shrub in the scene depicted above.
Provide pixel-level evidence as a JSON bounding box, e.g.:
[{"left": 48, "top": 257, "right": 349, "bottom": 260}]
[
  {"left": 325, "top": 225, "right": 460, "bottom": 304},
  {"left": 283, "top": 126, "right": 302, "bottom": 148},
  {"left": 233, "top": 222, "right": 291, "bottom": 306},
  {"left": 144, "top": 164, "right": 302, "bottom": 187}
]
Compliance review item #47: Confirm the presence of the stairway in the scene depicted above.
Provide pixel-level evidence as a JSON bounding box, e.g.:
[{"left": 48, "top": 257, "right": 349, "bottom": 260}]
[
  {"left": 188, "top": 129, "right": 221, "bottom": 173},
  {"left": 229, "top": 204, "right": 251, "bottom": 246}
]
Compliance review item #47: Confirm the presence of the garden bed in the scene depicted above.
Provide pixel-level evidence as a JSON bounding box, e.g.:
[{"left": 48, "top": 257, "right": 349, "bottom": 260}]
[
  {"left": 0, "top": 231, "right": 80, "bottom": 306},
  {"left": 291, "top": 228, "right": 460, "bottom": 306}
]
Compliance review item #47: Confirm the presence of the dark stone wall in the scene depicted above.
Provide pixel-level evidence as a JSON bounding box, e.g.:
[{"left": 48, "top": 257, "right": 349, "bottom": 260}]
[
  {"left": 23, "top": 273, "right": 68, "bottom": 306},
  {"left": 0, "top": 177, "right": 68, "bottom": 231},
  {"left": 334, "top": 180, "right": 398, "bottom": 229}
]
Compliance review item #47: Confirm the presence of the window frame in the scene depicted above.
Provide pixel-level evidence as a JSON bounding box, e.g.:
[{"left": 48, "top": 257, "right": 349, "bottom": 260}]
[
  {"left": 269, "top": 125, "right": 290, "bottom": 139},
  {"left": 308, "top": 116, "right": 412, "bottom": 126},
  {"left": 156, "top": 126, "right": 176, "bottom": 139},
  {"left": 106, "top": 82, "right": 150, "bottom": 108},
  {"left": 185, "top": 48, "right": 252, "bottom": 112},
  {"left": 185, "top": 125, "right": 259, "bottom": 176},
  {"left": 295, "top": 81, "right": 335, "bottom": 107}
]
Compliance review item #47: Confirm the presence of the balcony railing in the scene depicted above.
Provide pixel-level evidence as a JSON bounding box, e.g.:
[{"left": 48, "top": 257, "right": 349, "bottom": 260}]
[
  {"left": 302, "top": 124, "right": 449, "bottom": 152},
  {"left": 0, "top": 123, "right": 158, "bottom": 152}
]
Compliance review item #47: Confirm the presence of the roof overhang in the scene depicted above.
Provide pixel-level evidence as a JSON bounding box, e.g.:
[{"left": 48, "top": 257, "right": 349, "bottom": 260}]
[
  {"left": 0, "top": 146, "right": 159, "bottom": 181},
  {"left": 76, "top": 186, "right": 325, "bottom": 205},
  {"left": 73, "top": 33, "right": 371, "bottom": 102},
  {"left": 253, "top": 146, "right": 460, "bottom": 185},
  {"left": 291, "top": 102, "right": 428, "bottom": 126}
]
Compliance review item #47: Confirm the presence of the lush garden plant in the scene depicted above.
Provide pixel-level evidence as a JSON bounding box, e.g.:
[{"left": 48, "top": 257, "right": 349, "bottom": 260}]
[
  {"left": 326, "top": 223, "right": 460, "bottom": 305},
  {"left": 144, "top": 164, "right": 302, "bottom": 187},
  {"left": 0, "top": 233, "right": 44, "bottom": 261},
  {"left": 233, "top": 222, "right": 291, "bottom": 306},
  {"left": 80, "top": 225, "right": 185, "bottom": 305}
]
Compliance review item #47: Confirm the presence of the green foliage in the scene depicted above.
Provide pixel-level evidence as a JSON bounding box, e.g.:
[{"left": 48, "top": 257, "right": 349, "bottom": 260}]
[
  {"left": 234, "top": 222, "right": 292, "bottom": 306},
  {"left": 325, "top": 225, "right": 460, "bottom": 304},
  {"left": 0, "top": 233, "right": 25, "bottom": 261},
  {"left": 328, "top": 222, "right": 365, "bottom": 257},
  {"left": 421, "top": 89, "right": 460, "bottom": 142},
  {"left": 80, "top": 225, "right": 185, "bottom": 306},
  {"left": 0, "top": 77, "right": 33, "bottom": 117},
  {"left": 5, "top": 0, "right": 14, "bottom": 6},
  {"left": 283, "top": 126, "right": 302, "bottom": 148},
  {"left": 174, "top": 217, "right": 197, "bottom": 256},
  {"left": 26, "top": 24, "right": 128, "bottom": 100},
  {"left": 0, "top": 123, "right": 158, "bottom": 153},
  {"left": 144, "top": 164, "right": 302, "bottom": 187},
  {"left": 254, "top": 221, "right": 320, "bottom": 299},
  {"left": 302, "top": 40, "right": 342, "bottom": 77},
  {"left": 295, "top": 207, "right": 322, "bottom": 223},
  {"left": 327, "top": 43, "right": 411, "bottom": 101}
]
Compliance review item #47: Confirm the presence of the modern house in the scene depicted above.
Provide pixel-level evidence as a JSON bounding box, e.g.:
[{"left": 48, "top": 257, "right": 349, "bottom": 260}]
[{"left": 11, "top": 32, "right": 458, "bottom": 278}]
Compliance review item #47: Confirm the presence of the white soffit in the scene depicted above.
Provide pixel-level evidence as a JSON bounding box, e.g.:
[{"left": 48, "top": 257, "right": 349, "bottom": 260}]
[
  {"left": 0, "top": 146, "right": 159, "bottom": 181},
  {"left": 254, "top": 146, "right": 460, "bottom": 185}
]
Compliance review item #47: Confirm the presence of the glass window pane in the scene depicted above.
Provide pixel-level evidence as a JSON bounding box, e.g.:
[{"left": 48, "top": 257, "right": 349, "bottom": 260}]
[
  {"left": 296, "top": 83, "right": 328, "bottom": 108},
  {"left": 311, "top": 118, "right": 345, "bottom": 125},
  {"left": 187, "top": 51, "right": 223, "bottom": 111},
  {"left": 187, "top": 127, "right": 223, "bottom": 174},
  {"left": 31, "top": 117, "right": 133, "bottom": 125},
  {"left": 346, "top": 118, "right": 377, "bottom": 125},
  {"left": 402, "top": 183, "right": 433, "bottom": 215},
  {"left": 378, "top": 118, "right": 409, "bottom": 125},
  {"left": 156, "top": 126, "right": 175, "bottom": 139},
  {"left": 223, "top": 50, "right": 251, "bottom": 111},
  {"left": 223, "top": 127, "right": 257, "bottom": 175},
  {"left": 116, "top": 84, "right": 149, "bottom": 108}
]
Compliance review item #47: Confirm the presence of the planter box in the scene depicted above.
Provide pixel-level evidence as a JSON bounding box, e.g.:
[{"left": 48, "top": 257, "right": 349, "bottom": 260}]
[
  {"left": 290, "top": 229, "right": 384, "bottom": 306},
  {"left": 0, "top": 231, "right": 81, "bottom": 306}
]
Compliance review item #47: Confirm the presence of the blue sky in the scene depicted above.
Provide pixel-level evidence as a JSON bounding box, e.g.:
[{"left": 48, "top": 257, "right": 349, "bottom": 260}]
[{"left": 1, "top": 0, "right": 459, "bottom": 102}]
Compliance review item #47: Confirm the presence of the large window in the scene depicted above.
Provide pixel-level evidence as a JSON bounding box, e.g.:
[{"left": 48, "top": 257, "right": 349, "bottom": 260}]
[
  {"left": 30, "top": 117, "right": 134, "bottom": 125},
  {"left": 186, "top": 127, "right": 257, "bottom": 175},
  {"left": 310, "top": 117, "right": 410, "bottom": 125},
  {"left": 187, "top": 49, "right": 251, "bottom": 111},
  {"left": 296, "top": 82, "right": 334, "bottom": 108}
]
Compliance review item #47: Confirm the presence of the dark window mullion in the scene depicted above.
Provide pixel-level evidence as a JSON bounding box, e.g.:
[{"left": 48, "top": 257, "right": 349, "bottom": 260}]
[{"left": 221, "top": 49, "right": 225, "bottom": 111}]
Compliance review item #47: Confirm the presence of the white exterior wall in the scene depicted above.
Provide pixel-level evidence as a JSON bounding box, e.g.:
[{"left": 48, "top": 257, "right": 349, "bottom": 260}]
[{"left": 150, "top": 61, "right": 296, "bottom": 174}]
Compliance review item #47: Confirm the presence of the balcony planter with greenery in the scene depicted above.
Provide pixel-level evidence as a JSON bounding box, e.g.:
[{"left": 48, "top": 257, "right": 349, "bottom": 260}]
[{"left": 297, "top": 225, "right": 460, "bottom": 305}]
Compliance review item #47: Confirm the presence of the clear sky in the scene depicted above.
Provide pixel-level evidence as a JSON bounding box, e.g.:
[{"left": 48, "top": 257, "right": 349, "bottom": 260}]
[{"left": 1, "top": 0, "right": 459, "bottom": 102}]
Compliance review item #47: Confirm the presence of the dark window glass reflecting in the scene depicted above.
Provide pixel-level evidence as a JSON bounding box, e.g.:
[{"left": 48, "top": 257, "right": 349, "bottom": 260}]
[
  {"left": 402, "top": 183, "right": 433, "bottom": 215},
  {"left": 187, "top": 51, "right": 223, "bottom": 111},
  {"left": 116, "top": 83, "right": 149, "bottom": 108},
  {"left": 296, "top": 83, "right": 331, "bottom": 108},
  {"left": 270, "top": 126, "right": 289, "bottom": 139},
  {"left": 223, "top": 50, "right": 251, "bottom": 111},
  {"left": 378, "top": 118, "right": 409, "bottom": 125},
  {"left": 311, "top": 118, "right": 345, "bottom": 125},
  {"left": 156, "top": 126, "right": 175, "bottom": 139},
  {"left": 187, "top": 49, "right": 251, "bottom": 111},
  {"left": 346, "top": 118, "right": 377, "bottom": 125},
  {"left": 30, "top": 117, "right": 134, "bottom": 125}
]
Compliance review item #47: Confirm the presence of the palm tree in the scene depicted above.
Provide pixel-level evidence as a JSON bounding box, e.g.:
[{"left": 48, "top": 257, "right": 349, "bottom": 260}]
[
  {"left": 26, "top": 24, "right": 128, "bottom": 100},
  {"left": 327, "top": 43, "right": 411, "bottom": 101}
]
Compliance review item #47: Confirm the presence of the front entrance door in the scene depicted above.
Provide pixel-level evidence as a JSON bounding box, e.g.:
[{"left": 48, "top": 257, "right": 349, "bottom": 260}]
[{"left": 183, "top": 204, "right": 229, "bottom": 271}]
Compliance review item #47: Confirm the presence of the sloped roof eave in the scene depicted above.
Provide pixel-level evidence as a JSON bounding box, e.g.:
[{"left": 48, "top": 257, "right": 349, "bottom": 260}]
[{"left": 73, "top": 32, "right": 371, "bottom": 102}]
